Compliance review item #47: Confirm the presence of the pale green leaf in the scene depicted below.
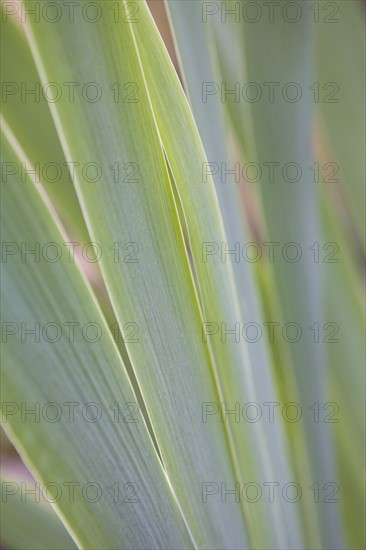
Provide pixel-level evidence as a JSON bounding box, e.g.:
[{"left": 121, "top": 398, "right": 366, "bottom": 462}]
[
  {"left": 19, "top": 2, "right": 253, "bottom": 546},
  {"left": 1, "top": 125, "right": 193, "bottom": 550}
]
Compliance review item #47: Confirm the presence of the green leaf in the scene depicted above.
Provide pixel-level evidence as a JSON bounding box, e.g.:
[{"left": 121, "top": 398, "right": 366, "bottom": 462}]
[
  {"left": 17, "top": 2, "right": 252, "bottom": 547},
  {"left": 3, "top": 1, "right": 363, "bottom": 548},
  {"left": 18, "top": 0, "right": 304, "bottom": 546},
  {"left": 1, "top": 123, "right": 193, "bottom": 550}
]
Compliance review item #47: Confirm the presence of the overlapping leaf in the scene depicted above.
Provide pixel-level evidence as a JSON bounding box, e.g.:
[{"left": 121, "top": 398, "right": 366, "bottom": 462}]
[
  {"left": 1, "top": 126, "right": 193, "bottom": 550},
  {"left": 14, "top": 0, "right": 308, "bottom": 546}
]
